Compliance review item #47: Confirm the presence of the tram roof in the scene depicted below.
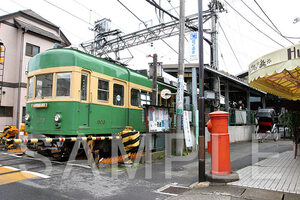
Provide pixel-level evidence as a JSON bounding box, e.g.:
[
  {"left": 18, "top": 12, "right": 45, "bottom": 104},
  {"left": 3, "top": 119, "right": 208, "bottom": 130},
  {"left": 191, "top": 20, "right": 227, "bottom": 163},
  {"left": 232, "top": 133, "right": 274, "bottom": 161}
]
[{"left": 28, "top": 48, "right": 176, "bottom": 91}]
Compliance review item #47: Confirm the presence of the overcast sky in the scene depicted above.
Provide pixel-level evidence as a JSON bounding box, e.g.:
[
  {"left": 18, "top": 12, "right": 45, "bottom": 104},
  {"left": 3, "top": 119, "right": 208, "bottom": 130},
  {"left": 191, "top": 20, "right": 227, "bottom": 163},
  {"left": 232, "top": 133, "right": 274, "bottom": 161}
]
[{"left": 1, "top": 0, "right": 300, "bottom": 75}]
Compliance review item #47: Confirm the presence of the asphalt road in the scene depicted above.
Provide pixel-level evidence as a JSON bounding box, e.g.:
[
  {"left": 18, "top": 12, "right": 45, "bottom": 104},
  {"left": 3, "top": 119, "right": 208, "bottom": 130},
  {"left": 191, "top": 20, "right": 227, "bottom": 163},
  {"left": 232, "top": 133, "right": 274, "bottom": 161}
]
[{"left": 0, "top": 140, "right": 293, "bottom": 200}]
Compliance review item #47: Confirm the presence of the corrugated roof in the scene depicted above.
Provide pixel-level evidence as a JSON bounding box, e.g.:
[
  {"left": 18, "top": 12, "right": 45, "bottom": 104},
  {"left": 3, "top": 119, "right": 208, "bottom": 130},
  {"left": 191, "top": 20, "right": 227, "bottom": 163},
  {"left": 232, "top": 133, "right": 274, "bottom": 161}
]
[
  {"left": 14, "top": 19, "right": 62, "bottom": 42},
  {"left": 0, "top": 9, "right": 71, "bottom": 46},
  {"left": 21, "top": 9, "right": 58, "bottom": 28}
]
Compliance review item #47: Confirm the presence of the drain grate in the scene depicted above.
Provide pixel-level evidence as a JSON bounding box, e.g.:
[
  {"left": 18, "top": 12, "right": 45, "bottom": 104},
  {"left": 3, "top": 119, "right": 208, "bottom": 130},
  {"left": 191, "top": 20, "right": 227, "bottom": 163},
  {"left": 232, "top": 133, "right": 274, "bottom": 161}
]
[{"left": 156, "top": 184, "right": 189, "bottom": 196}]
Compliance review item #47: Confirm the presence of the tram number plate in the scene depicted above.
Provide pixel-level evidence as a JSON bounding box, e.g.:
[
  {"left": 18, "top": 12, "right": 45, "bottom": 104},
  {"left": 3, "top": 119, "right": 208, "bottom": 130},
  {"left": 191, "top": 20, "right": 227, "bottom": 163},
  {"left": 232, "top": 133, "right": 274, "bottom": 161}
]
[{"left": 97, "top": 120, "right": 105, "bottom": 125}]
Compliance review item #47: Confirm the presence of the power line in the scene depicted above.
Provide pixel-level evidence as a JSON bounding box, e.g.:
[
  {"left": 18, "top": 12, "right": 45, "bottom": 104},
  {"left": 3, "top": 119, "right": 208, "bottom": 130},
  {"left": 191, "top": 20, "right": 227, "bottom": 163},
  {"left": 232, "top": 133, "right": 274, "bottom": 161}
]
[
  {"left": 0, "top": 8, "right": 9, "bottom": 14},
  {"left": 10, "top": 0, "right": 27, "bottom": 9},
  {"left": 218, "top": 22, "right": 243, "bottom": 72},
  {"left": 223, "top": 0, "right": 284, "bottom": 48},
  {"left": 71, "top": 0, "right": 137, "bottom": 38},
  {"left": 43, "top": 0, "right": 92, "bottom": 25},
  {"left": 240, "top": 0, "right": 294, "bottom": 45},
  {"left": 253, "top": 0, "right": 280, "bottom": 34},
  {"left": 117, "top": 0, "right": 188, "bottom": 62},
  {"left": 253, "top": 0, "right": 300, "bottom": 40},
  {"left": 6, "top": 0, "right": 85, "bottom": 43}
]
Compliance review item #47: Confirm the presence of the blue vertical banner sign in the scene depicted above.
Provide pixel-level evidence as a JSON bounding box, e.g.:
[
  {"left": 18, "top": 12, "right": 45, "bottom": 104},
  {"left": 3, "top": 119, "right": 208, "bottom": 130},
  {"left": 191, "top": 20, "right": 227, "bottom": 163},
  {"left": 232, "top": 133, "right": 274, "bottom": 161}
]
[{"left": 188, "top": 32, "right": 199, "bottom": 61}]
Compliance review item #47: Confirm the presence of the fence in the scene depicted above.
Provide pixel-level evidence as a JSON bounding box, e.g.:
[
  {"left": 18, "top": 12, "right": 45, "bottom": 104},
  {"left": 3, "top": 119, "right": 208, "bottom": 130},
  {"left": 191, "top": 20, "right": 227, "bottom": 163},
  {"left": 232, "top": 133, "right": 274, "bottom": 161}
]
[{"left": 229, "top": 109, "right": 256, "bottom": 125}]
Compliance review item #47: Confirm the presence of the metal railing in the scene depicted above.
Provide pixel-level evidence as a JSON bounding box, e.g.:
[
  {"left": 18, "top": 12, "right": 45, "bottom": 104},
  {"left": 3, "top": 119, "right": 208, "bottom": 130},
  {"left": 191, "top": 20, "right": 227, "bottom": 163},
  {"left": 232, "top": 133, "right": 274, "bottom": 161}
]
[{"left": 229, "top": 109, "right": 256, "bottom": 126}]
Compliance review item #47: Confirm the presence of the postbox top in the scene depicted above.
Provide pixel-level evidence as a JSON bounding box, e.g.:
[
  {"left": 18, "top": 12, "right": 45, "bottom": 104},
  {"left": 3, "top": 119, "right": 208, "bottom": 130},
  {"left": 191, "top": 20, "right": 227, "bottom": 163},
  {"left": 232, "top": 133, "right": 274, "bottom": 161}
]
[{"left": 208, "top": 110, "right": 229, "bottom": 117}]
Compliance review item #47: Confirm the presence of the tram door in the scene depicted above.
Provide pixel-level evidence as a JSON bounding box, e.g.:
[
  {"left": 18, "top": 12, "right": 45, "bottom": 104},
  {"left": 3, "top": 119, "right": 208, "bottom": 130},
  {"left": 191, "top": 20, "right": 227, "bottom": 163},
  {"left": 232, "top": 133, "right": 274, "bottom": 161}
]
[
  {"left": 79, "top": 71, "right": 90, "bottom": 128},
  {"left": 111, "top": 80, "right": 127, "bottom": 132}
]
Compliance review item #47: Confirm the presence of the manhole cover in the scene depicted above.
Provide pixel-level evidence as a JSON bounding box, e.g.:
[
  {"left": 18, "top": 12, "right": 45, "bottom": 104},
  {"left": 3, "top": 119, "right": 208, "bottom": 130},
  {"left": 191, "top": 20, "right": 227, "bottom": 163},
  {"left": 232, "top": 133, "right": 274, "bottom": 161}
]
[{"left": 156, "top": 184, "right": 189, "bottom": 196}]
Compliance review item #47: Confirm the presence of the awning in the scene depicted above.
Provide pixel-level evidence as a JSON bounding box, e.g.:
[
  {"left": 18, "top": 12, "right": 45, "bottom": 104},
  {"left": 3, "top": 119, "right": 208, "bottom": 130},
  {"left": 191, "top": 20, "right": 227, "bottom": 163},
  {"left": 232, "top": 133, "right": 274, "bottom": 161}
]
[{"left": 248, "top": 44, "right": 300, "bottom": 101}]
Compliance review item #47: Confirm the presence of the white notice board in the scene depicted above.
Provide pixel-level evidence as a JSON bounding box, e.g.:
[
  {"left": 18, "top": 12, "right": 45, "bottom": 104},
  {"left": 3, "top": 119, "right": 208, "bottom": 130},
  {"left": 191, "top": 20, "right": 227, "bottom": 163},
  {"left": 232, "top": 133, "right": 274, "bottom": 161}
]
[{"left": 183, "top": 111, "right": 193, "bottom": 147}]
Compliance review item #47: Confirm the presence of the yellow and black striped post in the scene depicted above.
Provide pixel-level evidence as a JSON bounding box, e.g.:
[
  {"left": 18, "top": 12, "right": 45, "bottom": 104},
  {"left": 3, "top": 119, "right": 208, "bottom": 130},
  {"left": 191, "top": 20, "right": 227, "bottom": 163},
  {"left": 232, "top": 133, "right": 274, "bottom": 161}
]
[{"left": 120, "top": 126, "right": 140, "bottom": 164}]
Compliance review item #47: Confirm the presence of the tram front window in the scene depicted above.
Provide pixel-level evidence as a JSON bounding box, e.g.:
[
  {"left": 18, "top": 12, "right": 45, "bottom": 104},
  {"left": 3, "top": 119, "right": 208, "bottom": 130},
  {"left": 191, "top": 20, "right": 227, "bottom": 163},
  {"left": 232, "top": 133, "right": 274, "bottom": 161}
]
[
  {"left": 56, "top": 73, "right": 71, "bottom": 97},
  {"left": 35, "top": 74, "right": 53, "bottom": 99}
]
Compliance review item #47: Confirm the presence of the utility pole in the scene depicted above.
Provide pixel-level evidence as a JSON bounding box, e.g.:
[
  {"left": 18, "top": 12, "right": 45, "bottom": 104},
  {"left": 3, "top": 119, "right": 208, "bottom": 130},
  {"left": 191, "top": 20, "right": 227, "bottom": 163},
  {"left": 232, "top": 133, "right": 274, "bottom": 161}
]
[
  {"left": 198, "top": 0, "right": 206, "bottom": 182},
  {"left": 176, "top": 0, "right": 185, "bottom": 156},
  {"left": 151, "top": 54, "right": 158, "bottom": 106},
  {"left": 211, "top": 0, "right": 220, "bottom": 110}
]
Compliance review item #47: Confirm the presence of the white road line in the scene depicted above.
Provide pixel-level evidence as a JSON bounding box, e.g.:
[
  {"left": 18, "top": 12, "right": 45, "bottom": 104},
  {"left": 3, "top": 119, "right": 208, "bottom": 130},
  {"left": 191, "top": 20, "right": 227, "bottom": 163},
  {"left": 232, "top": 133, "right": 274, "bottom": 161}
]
[
  {"left": 22, "top": 171, "right": 50, "bottom": 178},
  {"left": 2, "top": 166, "right": 20, "bottom": 171},
  {"left": 1, "top": 166, "right": 50, "bottom": 179}
]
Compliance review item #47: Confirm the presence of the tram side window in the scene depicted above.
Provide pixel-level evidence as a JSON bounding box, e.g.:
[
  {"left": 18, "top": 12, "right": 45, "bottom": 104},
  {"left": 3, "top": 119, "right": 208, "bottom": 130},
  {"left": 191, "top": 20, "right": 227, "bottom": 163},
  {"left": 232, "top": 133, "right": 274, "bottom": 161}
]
[
  {"left": 140, "top": 91, "right": 151, "bottom": 106},
  {"left": 35, "top": 74, "right": 53, "bottom": 99},
  {"left": 28, "top": 77, "right": 34, "bottom": 100},
  {"left": 131, "top": 88, "right": 139, "bottom": 106},
  {"left": 113, "top": 84, "right": 124, "bottom": 106},
  {"left": 98, "top": 79, "right": 109, "bottom": 101},
  {"left": 81, "top": 73, "right": 87, "bottom": 101},
  {"left": 56, "top": 73, "right": 71, "bottom": 97}
]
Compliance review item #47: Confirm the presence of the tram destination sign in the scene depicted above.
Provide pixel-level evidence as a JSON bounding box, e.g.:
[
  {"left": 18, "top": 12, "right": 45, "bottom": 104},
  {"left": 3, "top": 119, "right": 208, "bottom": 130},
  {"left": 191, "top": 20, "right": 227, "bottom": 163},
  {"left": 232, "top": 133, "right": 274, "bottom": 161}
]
[{"left": 31, "top": 103, "right": 48, "bottom": 108}]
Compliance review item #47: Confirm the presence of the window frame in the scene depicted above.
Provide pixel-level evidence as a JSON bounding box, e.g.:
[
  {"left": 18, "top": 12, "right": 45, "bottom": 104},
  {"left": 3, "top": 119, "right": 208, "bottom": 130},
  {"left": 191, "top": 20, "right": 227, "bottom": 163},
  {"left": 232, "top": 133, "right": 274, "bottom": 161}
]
[
  {"left": 113, "top": 83, "right": 124, "bottom": 106},
  {"left": 140, "top": 90, "right": 151, "bottom": 107},
  {"left": 35, "top": 73, "right": 53, "bottom": 99},
  {"left": 0, "top": 106, "right": 13, "bottom": 117},
  {"left": 97, "top": 78, "right": 109, "bottom": 102},
  {"left": 27, "top": 76, "right": 34, "bottom": 100},
  {"left": 56, "top": 72, "right": 72, "bottom": 98},
  {"left": 130, "top": 88, "right": 140, "bottom": 107},
  {"left": 25, "top": 43, "right": 40, "bottom": 57},
  {"left": 80, "top": 73, "right": 88, "bottom": 101}
]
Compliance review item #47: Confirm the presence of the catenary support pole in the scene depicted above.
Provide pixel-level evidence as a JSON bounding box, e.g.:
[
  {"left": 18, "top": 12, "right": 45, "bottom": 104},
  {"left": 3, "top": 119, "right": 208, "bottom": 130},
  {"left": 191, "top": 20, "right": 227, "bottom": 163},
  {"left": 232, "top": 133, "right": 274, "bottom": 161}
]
[
  {"left": 198, "top": 0, "right": 206, "bottom": 182},
  {"left": 211, "top": 0, "right": 220, "bottom": 110},
  {"left": 176, "top": 0, "right": 185, "bottom": 156},
  {"left": 192, "top": 67, "right": 198, "bottom": 145},
  {"left": 152, "top": 54, "right": 158, "bottom": 106}
]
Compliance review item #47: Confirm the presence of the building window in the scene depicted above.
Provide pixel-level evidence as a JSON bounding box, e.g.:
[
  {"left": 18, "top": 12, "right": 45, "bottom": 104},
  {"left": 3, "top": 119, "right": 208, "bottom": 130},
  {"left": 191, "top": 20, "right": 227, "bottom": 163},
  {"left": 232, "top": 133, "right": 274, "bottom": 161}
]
[
  {"left": 98, "top": 79, "right": 109, "bottom": 101},
  {"left": 28, "top": 77, "right": 34, "bottom": 100},
  {"left": 35, "top": 74, "right": 53, "bottom": 99},
  {"left": 25, "top": 43, "right": 40, "bottom": 57},
  {"left": 0, "top": 106, "right": 13, "bottom": 117},
  {"left": 113, "top": 84, "right": 124, "bottom": 106},
  {"left": 56, "top": 73, "right": 71, "bottom": 97},
  {"left": 131, "top": 88, "right": 139, "bottom": 106}
]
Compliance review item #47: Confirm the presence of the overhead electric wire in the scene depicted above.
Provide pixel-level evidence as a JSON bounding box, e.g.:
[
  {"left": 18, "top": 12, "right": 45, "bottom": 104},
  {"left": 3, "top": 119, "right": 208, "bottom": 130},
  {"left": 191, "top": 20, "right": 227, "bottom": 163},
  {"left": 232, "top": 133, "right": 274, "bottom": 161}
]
[
  {"left": 69, "top": 0, "right": 150, "bottom": 60},
  {"left": 253, "top": 0, "right": 281, "bottom": 34},
  {"left": 72, "top": 0, "right": 131, "bottom": 33},
  {"left": 253, "top": 0, "right": 300, "bottom": 40},
  {"left": 43, "top": 0, "right": 92, "bottom": 25},
  {"left": 218, "top": 22, "right": 243, "bottom": 72},
  {"left": 240, "top": 0, "right": 294, "bottom": 45},
  {"left": 117, "top": 0, "right": 189, "bottom": 63},
  {"left": 0, "top": 8, "right": 9, "bottom": 14},
  {"left": 6, "top": 0, "right": 87, "bottom": 43},
  {"left": 223, "top": 0, "right": 284, "bottom": 48},
  {"left": 10, "top": 0, "right": 27, "bottom": 9}
]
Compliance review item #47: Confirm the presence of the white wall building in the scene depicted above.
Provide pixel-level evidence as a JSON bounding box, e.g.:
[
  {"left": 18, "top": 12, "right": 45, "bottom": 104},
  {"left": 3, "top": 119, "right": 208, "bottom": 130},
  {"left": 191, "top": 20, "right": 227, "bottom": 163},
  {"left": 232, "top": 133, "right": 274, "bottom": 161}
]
[{"left": 0, "top": 9, "right": 70, "bottom": 130}]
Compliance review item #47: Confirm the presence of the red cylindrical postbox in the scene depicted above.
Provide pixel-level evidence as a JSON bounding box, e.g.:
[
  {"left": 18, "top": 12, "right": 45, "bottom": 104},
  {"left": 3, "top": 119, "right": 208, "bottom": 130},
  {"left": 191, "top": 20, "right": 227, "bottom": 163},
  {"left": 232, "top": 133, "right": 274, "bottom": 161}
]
[{"left": 206, "top": 110, "right": 232, "bottom": 175}]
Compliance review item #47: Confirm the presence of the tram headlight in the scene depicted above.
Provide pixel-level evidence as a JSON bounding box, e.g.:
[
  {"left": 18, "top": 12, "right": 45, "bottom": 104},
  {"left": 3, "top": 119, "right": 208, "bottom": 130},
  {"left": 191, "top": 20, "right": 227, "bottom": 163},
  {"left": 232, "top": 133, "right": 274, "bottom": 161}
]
[
  {"left": 25, "top": 114, "right": 30, "bottom": 121},
  {"left": 54, "top": 114, "right": 62, "bottom": 122}
]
